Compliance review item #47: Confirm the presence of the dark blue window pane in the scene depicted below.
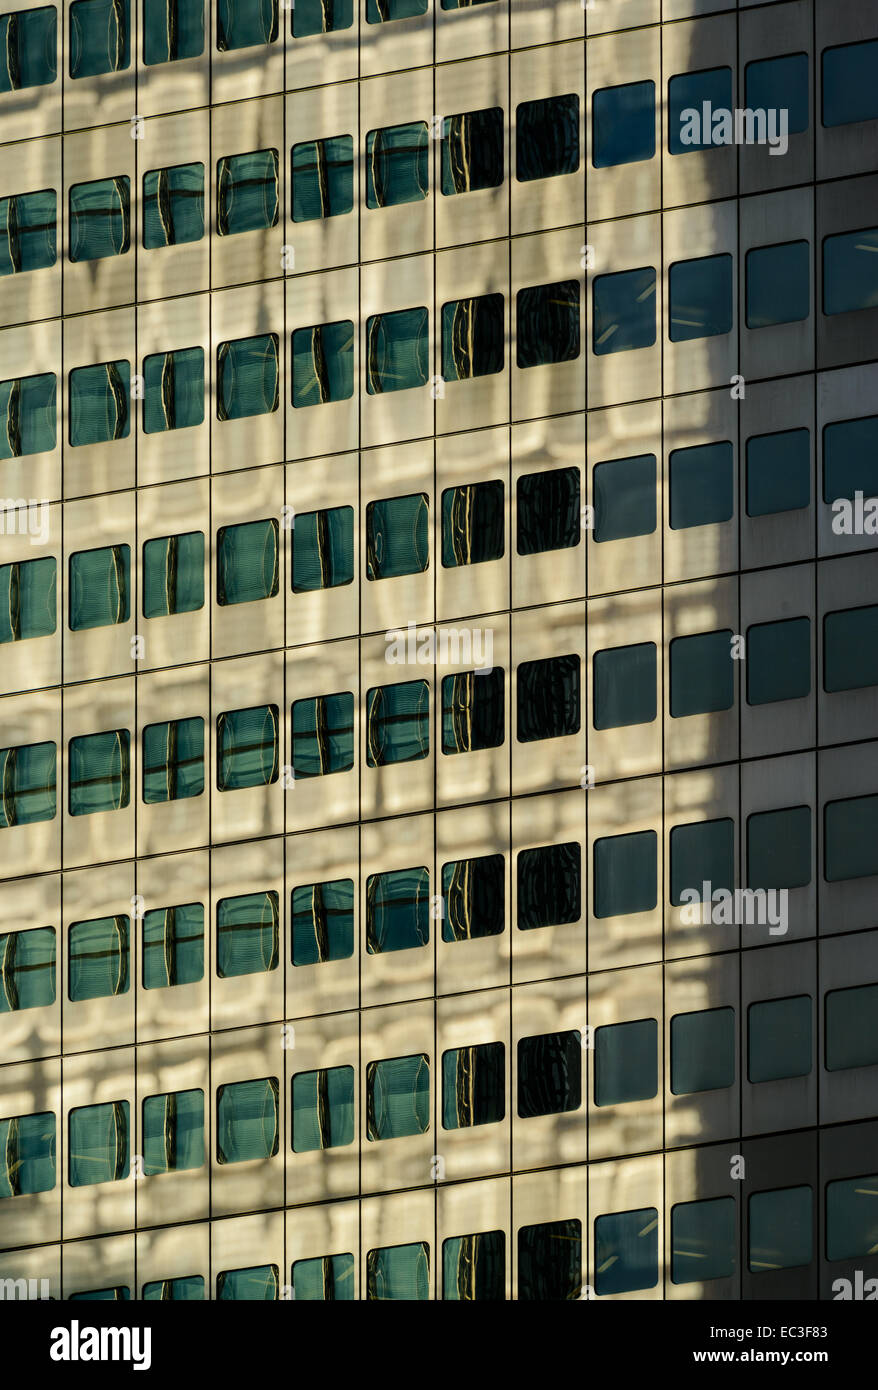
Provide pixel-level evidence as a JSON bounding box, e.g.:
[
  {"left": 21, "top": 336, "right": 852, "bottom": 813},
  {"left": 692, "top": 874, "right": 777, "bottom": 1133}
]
[
  {"left": 216, "top": 0, "right": 277, "bottom": 49},
  {"left": 517, "top": 1030, "right": 581, "bottom": 1117},
  {"left": 441, "top": 108, "right": 504, "bottom": 195},
  {"left": 441, "top": 853, "right": 505, "bottom": 943},
  {"left": 671, "top": 1199, "right": 736, "bottom": 1284},
  {"left": 142, "top": 717, "right": 204, "bottom": 803},
  {"left": 442, "top": 294, "right": 504, "bottom": 380},
  {"left": 670, "top": 1008, "right": 735, "bottom": 1094},
  {"left": 516, "top": 94, "right": 580, "bottom": 182},
  {"left": 70, "top": 361, "right": 130, "bottom": 446},
  {"left": 217, "top": 518, "right": 278, "bottom": 605},
  {"left": 216, "top": 1265, "right": 278, "bottom": 1300},
  {"left": 216, "top": 1079, "right": 279, "bottom": 1164},
  {"left": 595, "top": 1208, "right": 659, "bottom": 1294},
  {"left": 442, "top": 480, "right": 504, "bottom": 566},
  {"left": 824, "top": 605, "right": 878, "bottom": 693},
  {"left": 365, "top": 0, "right": 426, "bottom": 21},
  {"left": 216, "top": 705, "right": 279, "bottom": 790},
  {"left": 745, "top": 53, "right": 809, "bottom": 135},
  {"left": 291, "top": 1255, "right": 354, "bottom": 1301},
  {"left": 518, "top": 1220, "right": 581, "bottom": 1301},
  {"left": 366, "top": 493, "right": 428, "bottom": 579},
  {"left": 442, "top": 1231, "right": 504, "bottom": 1301},
  {"left": 0, "top": 926, "right": 56, "bottom": 1012},
  {"left": 825, "top": 795, "right": 878, "bottom": 883},
  {"left": 749, "top": 1187, "right": 812, "bottom": 1272},
  {"left": 69, "top": 544, "right": 130, "bottom": 630},
  {"left": 292, "top": 320, "right": 354, "bottom": 407},
  {"left": 366, "top": 1055, "right": 430, "bottom": 1140},
  {"left": 291, "top": 878, "right": 354, "bottom": 966},
  {"left": 143, "top": 531, "right": 204, "bottom": 618},
  {"left": 747, "top": 617, "right": 811, "bottom": 705},
  {"left": 593, "top": 641, "right": 656, "bottom": 730},
  {"left": 670, "top": 818, "right": 734, "bottom": 906},
  {"left": 365, "top": 122, "right": 428, "bottom": 209},
  {"left": 441, "top": 667, "right": 504, "bottom": 754},
  {"left": 822, "top": 40, "right": 878, "bottom": 128},
  {"left": 517, "top": 280, "right": 580, "bottom": 367},
  {"left": 292, "top": 691, "right": 354, "bottom": 778},
  {"left": 217, "top": 149, "right": 279, "bottom": 235},
  {"left": 69, "top": 177, "right": 130, "bottom": 262},
  {"left": 143, "top": 1276, "right": 204, "bottom": 1300},
  {"left": 823, "top": 228, "right": 878, "bottom": 316},
  {"left": 0, "top": 7, "right": 56, "bottom": 91},
  {"left": 594, "top": 831, "right": 657, "bottom": 918},
  {"left": 517, "top": 841, "right": 580, "bottom": 931},
  {"left": 142, "top": 163, "right": 204, "bottom": 247},
  {"left": 0, "top": 191, "right": 56, "bottom": 275},
  {"left": 826, "top": 1175, "right": 878, "bottom": 1262},
  {"left": 292, "top": 1066, "right": 354, "bottom": 1152},
  {"left": 0, "top": 742, "right": 56, "bottom": 827},
  {"left": 442, "top": 1042, "right": 505, "bottom": 1129},
  {"left": 670, "top": 630, "right": 734, "bottom": 718},
  {"left": 823, "top": 415, "right": 878, "bottom": 504},
  {"left": 592, "top": 80, "right": 655, "bottom": 168},
  {"left": 366, "top": 1243, "right": 429, "bottom": 1300},
  {"left": 594, "top": 1020, "right": 657, "bottom": 1105},
  {"left": 0, "top": 1112, "right": 55, "bottom": 1195},
  {"left": 291, "top": 136, "right": 353, "bottom": 222},
  {"left": 365, "top": 308, "right": 428, "bottom": 394},
  {"left": 143, "top": 0, "right": 203, "bottom": 64},
  {"left": 68, "top": 731, "right": 129, "bottom": 816},
  {"left": 669, "top": 441, "right": 734, "bottom": 530},
  {"left": 68, "top": 1102, "right": 129, "bottom": 1186},
  {"left": 516, "top": 467, "right": 580, "bottom": 555},
  {"left": 142, "top": 902, "right": 204, "bottom": 989},
  {"left": 69, "top": 0, "right": 129, "bottom": 77},
  {"left": 593, "top": 267, "right": 656, "bottom": 354},
  {"left": 747, "top": 806, "right": 811, "bottom": 890},
  {"left": 746, "top": 241, "right": 810, "bottom": 328},
  {"left": 0, "top": 557, "right": 56, "bottom": 644},
  {"left": 517, "top": 653, "right": 580, "bottom": 742},
  {"left": 826, "top": 984, "right": 878, "bottom": 1070},
  {"left": 292, "top": 506, "right": 354, "bottom": 592},
  {"left": 292, "top": 0, "right": 352, "bottom": 34},
  {"left": 669, "top": 254, "right": 733, "bottom": 341},
  {"left": 365, "top": 679, "right": 429, "bottom": 766},
  {"left": 668, "top": 67, "right": 733, "bottom": 153},
  {"left": 366, "top": 867, "right": 429, "bottom": 954},
  {"left": 593, "top": 453, "right": 656, "bottom": 543},
  {"left": 748, "top": 995, "right": 812, "bottom": 1082},
  {"left": 143, "top": 347, "right": 204, "bottom": 433},
  {"left": 746, "top": 428, "right": 810, "bottom": 517},
  {"left": 216, "top": 334, "right": 279, "bottom": 419},
  {"left": 142, "top": 1089, "right": 203, "bottom": 1173},
  {"left": 0, "top": 373, "right": 56, "bottom": 457},
  {"left": 69, "top": 915, "right": 129, "bottom": 1001}
]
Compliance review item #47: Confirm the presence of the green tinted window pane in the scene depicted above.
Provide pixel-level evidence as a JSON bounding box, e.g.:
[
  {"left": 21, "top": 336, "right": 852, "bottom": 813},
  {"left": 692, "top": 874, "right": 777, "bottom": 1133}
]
[
  {"left": 592, "top": 267, "right": 656, "bottom": 355},
  {"left": 516, "top": 467, "right": 580, "bottom": 555},
  {"left": 826, "top": 794, "right": 878, "bottom": 882},
  {"left": 441, "top": 294, "right": 504, "bottom": 380},
  {"left": 442, "top": 1042, "right": 505, "bottom": 1129},
  {"left": 217, "top": 518, "right": 278, "bottom": 605},
  {"left": 594, "top": 1208, "right": 658, "bottom": 1294},
  {"left": 826, "top": 1175, "right": 878, "bottom": 1262},
  {"left": 746, "top": 428, "right": 810, "bottom": 517},
  {"left": 142, "top": 717, "right": 204, "bottom": 803},
  {"left": 441, "top": 108, "right": 503, "bottom": 195},
  {"left": 365, "top": 307, "right": 429, "bottom": 394},
  {"left": 822, "top": 40, "right": 878, "bottom": 127},
  {"left": 0, "top": 373, "right": 56, "bottom": 457},
  {"left": 670, "top": 629, "right": 734, "bottom": 717},
  {"left": 671, "top": 1198, "right": 736, "bottom": 1284},
  {"left": 441, "top": 668, "right": 505, "bottom": 754},
  {"left": 366, "top": 1054, "right": 430, "bottom": 1139},
  {"left": 68, "top": 915, "right": 129, "bottom": 1002},
  {"left": 291, "top": 878, "right": 354, "bottom": 966},
  {"left": 143, "top": 0, "right": 203, "bottom": 63},
  {"left": 71, "top": 1287, "right": 129, "bottom": 1301},
  {"left": 366, "top": 866, "right": 429, "bottom": 954},
  {"left": 68, "top": 1101, "right": 129, "bottom": 1186},
  {"left": 69, "top": 0, "right": 129, "bottom": 76},
  {"left": 746, "top": 241, "right": 810, "bottom": 328},
  {"left": 747, "top": 617, "right": 811, "bottom": 705},
  {"left": 593, "top": 642, "right": 656, "bottom": 729},
  {"left": 670, "top": 442, "right": 734, "bottom": 529},
  {"left": 292, "top": 1254, "right": 354, "bottom": 1300},
  {"left": 365, "top": 0, "right": 425, "bottom": 22},
  {"left": 518, "top": 1220, "right": 581, "bottom": 1301},
  {"left": 0, "top": 741, "right": 56, "bottom": 827},
  {"left": 593, "top": 453, "right": 656, "bottom": 543},
  {"left": 824, "top": 605, "right": 878, "bottom": 693},
  {"left": 69, "top": 544, "right": 130, "bottom": 630},
  {"left": 69, "top": 177, "right": 130, "bottom": 261},
  {"left": 292, "top": 691, "right": 354, "bottom": 778},
  {"left": 216, "top": 0, "right": 276, "bottom": 49},
  {"left": 291, "top": 0, "right": 352, "bottom": 35},
  {"left": 668, "top": 66, "right": 732, "bottom": 153},
  {"left": 749, "top": 1187, "right": 812, "bottom": 1272},
  {"left": 0, "top": 927, "right": 56, "bottom": 1012},
  {"left": 142, "top": 1276, "right": 204, "bottom": 1300},
  {"left": 217, "top": 890, "right": 279, "bottom": 978},
  {"left": 365, "top": 122, "right": 428, "bottom": 208},
  {"left": 142, "top": 163, "right": 204, "bottom": 247},
  {"left": 142, "top": 902, "right": 204, "bottom": 989},
  {"left": 142, "top": 1089, "right": 203, "bottom": 1174},
  {"left": 517, "top": 279, "right": 581, "bottom": 366},
  {"left": 291, "top": 320, "right": 353, "bottom": 407},
  {"left": 216, "top": 705, "right": 278, "bottom": 790},
  {"left": 594, "top": 831, "right": 657, "bottom": 918},
  {"left": 441, "top": 480, "right": 504, "bottom": 567},
  {"left": 671, "top": 1008, "right": 735, "bottom": 1094},
  {"left": 0, "top": 7, "right": 56, "bottom": 91},
  {"left": 594, "top": 1019, "right": 657, "bottom": 1106},
  {"left": 442, "top": 1231, "right": 505, "bottom": 1300},
  {"left": 291, "top": 136, "right": 353, "bottom": 221},
  {"left": 441, "top": 854, "right": 505, "bottom": 943},
  {"left": 670, "top": 253, "right": 733, "bottom": 340},
  {"left": 68, "top": 729, "right": 130, "bottom": 816},
  {"left": 69, "top": 361, "right": 130, "bottom": 446},
  {"left": 365, "top": 680, "right": 429, "bottom": 766},
  {"left": 292, "top": 1066, "right": 355, "bottom": 1152},
  {"left": 217, "top": 149, "right": 278, "bottom": 236},
  {"left": 216, "top": 1078, "right": 279, "bottom": 1163},
  {"left": 748, "top": 995, "right": 812, "bottom": 1083},
  {"left": 292, "top": 506, "right": 353, "bottom": 592},
  {"left": 0, "top": 190, "right": 56, "bottom": 275},
  {"left": 746, "top": 53, "right": 809, "bottom": 135},
  {"left": 823, "top": 228, "right": 878, "bottom": 316},
  {"left": 747, "top": 806, "right": 811, "bottom": 890},
  {"left": 366, "top": 1242, "right": 429, "bottom": 1300},
  {"left": 823, "top": 415, "right": 878, "bottom": 504},
  {"left": 217, "top": 335, "right": 279, "bottom": 420},
  {"left": 142, "top": 532, "right": 204, "bottom": 618},
  {"left": 0, "top": 557, "right": 56, "bottom": 643},
  {"left": 517, "top": 1030, "right": 581, "bottom": 1117},
  {"left": 0, "top": 1112, "right": 55, "bottom": 1197},
  {"left": 670, "top": 818, "right": 734, "bottom": 906},
  {"left": 592, "top": 81, "right": 655, "bottom": 168},
  {"left": 826, "top": 985, "right": 878, "bottom": 1070},
  {"left": 517, "top": 841, "right": 580, "bottom": 930},
  {"left": 517, "top": 653, "right": 580, "bottom": 742},
  {"left": 217, "top": 1265, "right": 278, "bottom": 1300},
  {"left": 515, "top": 94, "right": 579, "bottom": 182},
  {"left": 143, "top": 347, "right": 204, "bottom": 433},
  {"left": 366, "top": 493, "right": 429, "bottom": 579}
]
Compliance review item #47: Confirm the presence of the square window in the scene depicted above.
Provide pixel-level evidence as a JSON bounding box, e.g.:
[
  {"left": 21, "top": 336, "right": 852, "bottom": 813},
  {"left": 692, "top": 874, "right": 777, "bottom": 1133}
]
[
  {"left": 366, "top": 1054, "right": 430, "bottom": 1140},
  {"left": 824, "top": 605, "right": 878, "bottom": 693},
  {"left": 291, "top": 1254, "right": 354, "bottom": 1301},
  {"left": 0, "top": 7, "right": 56, "bottom": 91},
  {"left": 217, "top": 518, "right": 279, "bottom": 605},
  {"left": 746, "top": 428, "right": 810, "bottom": 517},
  {"left": 291, "top": 136, "right": 353, "bottom": 221},
  {"left": 217, "top": 891, "right": 279, "bottom": 978},
  {"left": 594, "top": 1019, "right": 657, "bottom": 1105},
  {"left": 748, "top": 995, "right": 811, "bottom": 1083},
  {"left": 592, "top": 80, "right": 655, "bottom": 168},
  {"left": 515, "top": 94, "right": 580, "bottom": 182},
  {"left": 216, "top": 1077, "right": 279, "bottom": 1163},
  {"left": 291, "top": 878, "right": 354, "bottom": 966},
  {"left": 748, "top": 1186, "right": 812, "bottom": 1272},
  {"left": 142, "top": 717, "right": 204, "bottom": 803},
  {"left": 745, "top": 53, "right": 809, "bottom": 135},
  {"left": 292, "top": 691, "right": 355, "bottom": 778},
  {"left": 594, "top": 1208, "right": 659, "bottom": 1294},
  {"left": 217, "top": 149, "right": 279, "bottom": 235},
  {"left": 216, "top": 0, "right": 277, "bottom": 49},
  {"left": 442, "top": 667, "right": 504, "bottom": 753},
  {"left": 594, "top": 831, "right": 657, "bottom": 918},
  {"left": 0, "top": 926, "right": 56, "bottom": 1012},
  {"left": 669, "top": 254, "right": 733, "bottom": 341},
  {"left": 518, "top": 1220, "right": 581, "bottom": 1301},
  {"left": 442, "top": 480, "right": 504, "bottom": 566},
  {"left": 143, "top": 0, "right": 203, "bottom": 63},
  {"left": 292, "top": 506, "right": 354, "bottom": 591},
  {"left": 668, "top": 66, "right": 733, "bottom": 153},
  {"left": 216, "top": 1266, "right": 278, "bottom": 1300},
  {"left": 517, "top": 1030, "right": 581, "bottom": 1118},
  {"left": 142, "top": 163, "right": 204, "bottom": 245},
  {"left": 143, "top": 1276, "right": 204, "bottom": 1301},
  {"left": 823, "top": 415, "right": 878, "bottom": 504},
  {"left": 365, "top": 679, "right": 429, "bottom": 766},
  {"left": 442, "top": 1042, "right": 505, "bottom": 1128},
  {"left": 517, "top": 841, "right": 581, "bottom": 931},
  {"left": 0, "top": 373, "right": 56, "bottom": 457},
  {"left": 516, "top": 467, "right": 580, "bottom": 555},
  {"left": 69, "top": 0, "right": 129, "bottom": 77},
  {"left": 142, "top": 531, "right": 204, "bottom": 618},
  {"left": 826, "top": 1175, "right": 878, "bottom": 1262},
  {"left": 825, "top": 794, "right": 878, "bottom": 883},
  {"left": 671, "top": 1198, "right": 736, "bottom": 1284},
  {"left": 0, "top": 557, "right": 56, "bottom": 643},
  {"left": 365, "top": 307, "right": 428, "bottom": 394},
  {"left": 365, "top": 122, "right": 428, "bottom": 208},
  {"left": 366, "top": 1243, "right": 430, "bottom": 1301},
  {"left": 746, "top": 241, "right": 810, "bottom": 329},
  {"left": 69, "top": 177, "right": 130, "bottom": 262},
  {"left": 593, "top": 453, "right": 656, "bottom": 543},
  {"left": 442, "top": 294, "right": 504, "bottom": 380},
  {"left": 68, "top": 1101, "right": 129, "bottom": 1186},
  {"left": 0, "top": 190, "right": 56, "bottom": 274},
  {"left": 823, "top": 228, "right": 878, "bottom": 316},
  {"left": 365, "top": 0, "right": 426, "bottom": 21},
  {"left": 292, "top": 1066, "right": 355, "bottom": 1152},
  {"left": 366, "top": 866, "right": 429, "bottom": 954},
  {"left": 142, "top": 902, "right": 204, "bottom": 989},
  {"left": 291, "top": 320, "right": 354, "bottom": 407},
  {"left": 0, "top": 1112, "right": 55, "bottom": 1197},
  {"left": 747, "top": 805, "right": 811, "bottom": 890},
  {"left": 216, "top": 704, "right": 279, "bottom": 790},
  {"left": 0, "top": 742, "right": 56, "bottom": 828},
  {"left": 69, "top": 360, "right": 130, "bottom": 446},
  {"left": 593, "top": 267, "right": 656, "bottom": 354},
  {"left": 826, "top": 984, "right": 878, "bottom": 1071},
  {"left": 441, "top": 108, "right": 504, "bottom": 194},
  {"left": 69, "top": 544, "right": 130, "bottom": 630},
  {"left": 516, "top": 280, "right": 581, "bottom": 367},
  {"left": 142, "top": 1089, "right": 203, "bottom": 1174},
  {"left": 365, "top": 492, "right": 429, "bottom": 579},
  {"left": 68, "top": 915, "right": 129, "bottom": 1002},
  {"left": 822, "top": 39, "right": 878, "bottom": 128},
  {"left": 670, "top": 818, "right": 735, "bottom": 906},
  {"left": 670, "top": 630, "right": 734, "bottom": 718},
  {"left": 441, "top": 853, "right": 505, "bottom": 942},
  {"left": 443, "top": 1231, "right": 504, "bottom": 1301},
  {"left": 217, "top": 334, "right": 279, "bottom": 420},
  {"left": 143, "top": 347, "right": 204, "bottom": 432},
  {"left": 68, "top": 730, "right": 129, "bottom": 816},
  {"left": 593, "top": 641, "right": 656, "bottom": 730},
  {"left": 747, "top": 617, "right": 811, "bottom": 705},
  {"left": 671, "top": 1008, "right": 735, "bottom": 1094},
  {"left": 516, "top": 653, "right": 580, "bottom": 742}
]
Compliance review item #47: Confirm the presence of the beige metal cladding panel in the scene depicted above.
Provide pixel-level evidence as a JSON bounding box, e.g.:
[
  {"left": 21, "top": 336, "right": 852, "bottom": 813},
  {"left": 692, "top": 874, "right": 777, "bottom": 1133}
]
[
  {"left": 285, "top": 1197, "right": 360, "bottom": 1299},
  {"left": 62, "top": 306, "right": 136, "bottom": 500},
  {"left": 741, "top": 938, "right": 816, "bottom": 1138},
  {"left": 740, "top": 373, "right": 815, "bottom": 574},
  {"left": 741, "top": 748, "right": 816, "bottom": 948},
  {"left": 586, "top": 212, "right": 660, "bottom": 410},
  {"left": 135, "top": 847, "right": 210, "bottom": 1046},
  {"left": 62, "top": 0, "right": 136, "bottom": 131},
  {"left": 511, "top": 228, "right": 585, "bottom": 423},
  {"left": 435, "top": 240, "right": 510, "bottom": 438},
  {"left": 285, "top": 1008, "right": 359, "bottom": 1206},
  {"left": 435, "top": 610, "right": 510, "bottom": 810},
  {"left": 436, "top": 987, "right": 510, "bottom": 1184},
  {"left": 137, "top": 2, "right": 209, "bottom": 120},
  {"left": 62, "top": 858, "right": 134, "bottom": 1055},
  {"left": 360, "top": 67, "right": 433, "bottom": 265},
  {"left": 662, "top": 574, "right": 739, "bottom": 773},
  {"left": 817, "top": 362, "right": 878, "bottom": 559},
  {"left": 436, "top": 425, "right": 509, "bottom": 625},
  {"left": 434, "top": 53, "right": 508, "bottom": 251},
  {"left": 510, "top": 0, "right": 582, "bottom": 55},
  {"left": 62, "top": 488, "right": 136, "bottom": 686},
  {"left": 662, "top": 386, "right": 738, "bottom": 585},
  {"left": 435, "top": 797, "right": 510, "bottom": 999},
  {"left": 586, "top": 25, "right": 660, "bottom": 223},
  {"left": 740, "top": 0, "right": 813, "bottom": 197},
  {"left": 136, "top": 1221, "right": 211, "bottom": 1297},
  {"left": 510, "top": 41, "right": 584, "bottom": 239},
  {"left": 664, "top": 760, "right": 740, "bottom": 962},
  {"left": 359, "top": 810, "right": 433, "bottom": 1011},
  {"left": 137, "top": 295, "right": 211, "bottom": 487},
  {"left": 210, "top": 1026, "right": 285, "bottom": 1219},
  {"left": 285, "top": 1, "right": 357, "bottom": 93},
  {"left": 436, "top": 0, "right": 509, "bottom": 67},
  {"left": 285, "top": 452, "right": 358, "bottom": 648},
  {"left": 0, "top": 871, "right": 61, "bottom": 1062},
  {"left": 209, "top": 0, "right": 283, "bottom": 104},
  {"left": 0, "top": 7, "right": 61, "bottom": 144},
  {"left": 358, "top": 0, "right": 432, "bottom": 81},
  {"left": 210, "top": 1210, "right": 285, "bottom": 1298},
  {"left": 62, "top": 125, "right": 135, "bottom": 317},
  {"left": 210, "top": 283, "right": 284, "bottom": 476},
  {"left": 587, "top": 961, "right": 663, "bottom": 1162},
  {"left": 437, "top": 1177, "right": 510, "bottom": 1300},
  {"left": 360, "top": 1188, "right": 435, "bottom": 1298},
  {"left": 0, "top": 500, "right": 61, "bottom": 698},
  {"left": 587, "top": 584, "right": 662, "bottom": 783},
  {"left": 660, "top": 11, "right": 737, "bottom": 211},
  {"left": 211, "top": 95, "right": 285, "bottom": 290},
  {"left": 0, "top": 319, "right": 61, "bottom": 507},
  {"left": 136, "top": 475, "right": 210, "bottom": 675},
  {"left": 740, "top": 561, "right": 816, "bottom": 762},
  {"left": 359, "top": 439, "right": 433, "bottom": 637},
  {"left": 61, "top": 1045, "right": 135, "bottom": 1242},
  {"left": 587, "top": 773, "right": 663, "bottom": 973},
  {"left": 587, "top": 398, "right": 662, "bottom": 599},
  {"left": 510, "top": 785, "right": 584, "bottom": 987},
  {"left": 359, "top": 999, "right": 434, "bottom": 1196},
  {"left": 511, "top": 599, "right": 585, "bottom": 798},
  {"left": 586, "top": 1153, "right": 663, "bottom": 1301},
  {"left": 0, "top": 686, "right": 61, "bottom": 878},
  {"left": 136, "top": 660, "right": 210, "bottom": 859},
  {"left": 586, "top": 0, "right": 658, "bottom": 37},
  {"left": 816, "top": 0, "right": 878, "bottom": 185},
  {"left": 285, "top": 635, "right": 359, "bottom": 834},
  {"left": 361, "top": 629, "right": 433, "bottom": 824},
  {"left": 211, "top": 462, "right": 284, "bottom": 662},
  {"left": 134, "top": 1033, "right": 210, "bottom": 1229},
  {"left": 286, "top": 267, "right": 358, "bottom": 462},
  {"left": 662, "top": 198, "right": 737, "bottom": 398},
  {"left": 0, "top": 1055, "right": 61, "bottom": 1250},
  {"left": 664, "top": 1142, "right": 740, "bottom": 1301},
  {"left": 360, "top": 251, "right": 434, "bottom": 450},
  {"left": 284, "top": 823, "right": 359, "bottom": 1023},
  {"left": 817, "top": 552, "right": 878, "bottom": 750},
  {"left": 510, "top": 1159, "right": 587, "bottom": 1299},
  {"left": 818, "top": 739, "right": 878, "bottom": 940},
  {"left": 209, "top": 824, "right": 284, "bottom": 1033},
  {"left": 510, "top": 974, "right": 587, "bottom": 1172},
  {"left": 136, "top": 111, "right": 210, "bottom": 306},
  {"left": 664, "top": 951, "right": 739, "bottom": 1150},
  {"left": 511, "top": 411, "right": 585, "bottom": 610},
  {"left": 0, "top": 134, "right": 61, "bottom": 328},
  {"left": 284, "top": 83, "right": 358, "bottom": 279},
  {"left": 62, "top": 1234, "right": 134, "bottom": 1299},
  {"left": 210, "top": 649, "right": 285, "bottom": 845}
]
